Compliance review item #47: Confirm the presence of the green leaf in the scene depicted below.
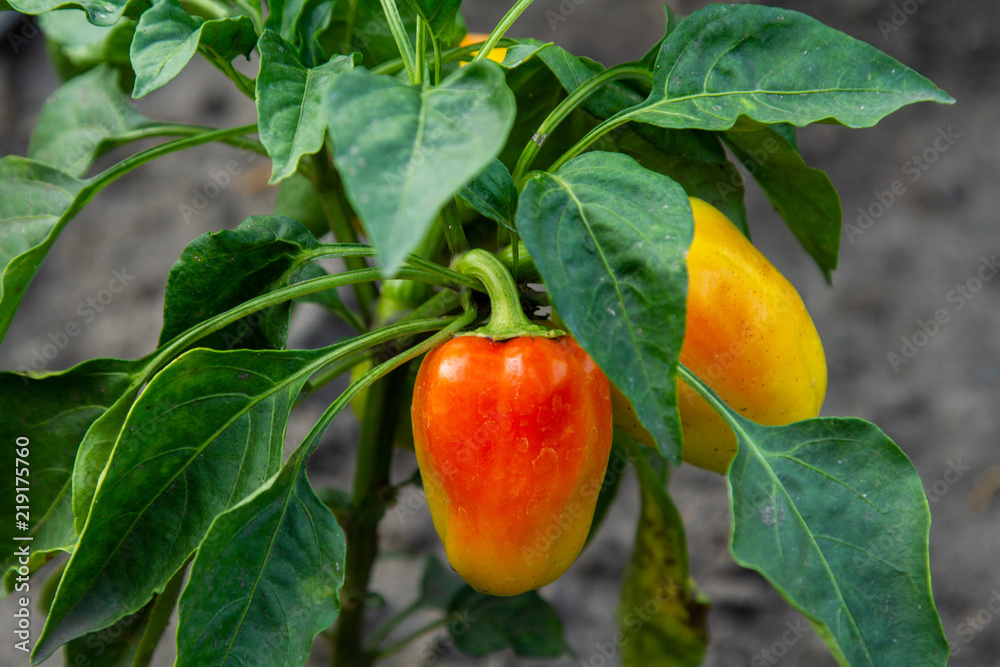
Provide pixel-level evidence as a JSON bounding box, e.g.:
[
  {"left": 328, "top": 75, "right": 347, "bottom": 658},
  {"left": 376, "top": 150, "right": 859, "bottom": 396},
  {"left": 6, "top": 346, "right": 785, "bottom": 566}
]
[
  {"left": 417, "top": 555, "right": 465, "bottom": 610},
  {"left": 692, "top": 368, "right": 949, "bottom": 664},
  {"left": 458, "top": 158, "right": 517, "bottom": 231},
  {"left": 177, "top": 462, "right": 345, "bottom": 665},
  {"left": 448, "top": 588, "right": 568, "bottom": 658},
  {"left": 0, "top": 157, "right": 85, "bottom": 344},
  {"left": 619, "top": 444, "right": 709, "bottom": 667},
  {"left": 400, "top": 0, "right": 459, "bottom": 38},
  {"left": 63, "top": 608, "right": 149, "bottom": 666},
  {"left": 27, "top": 65, "right": 150, "bottom": 177},
  {"left": 628, "top": 5, "right": 954, "bottom": 131},
  {"left": 326, "top": 61, "right": 515, "bottom": 275},
  {"left": 6, "top": 0, "right": 149, "bottom": 25},
  {"left": 263, "top": 0, "right": 334, "bottom": 66},
  {"left": 63, "top": 565, "right": 185, "bottom": 666},
  {"left": 0, "top": 359, "right": 141, "bottom": 589},
  {"left": 39, "top": 9, "right": 136, "bottom": 85},
  {"left": 517, "top": 151, "right": 690, "bottom": 463},
  {"left": 256, "top": 30, "right": 358, "bottom": 183},
  {"left": 70, "top": 385, "right": 143, "bottom": 534},
  {"left": 722, "top": 127, "right": 842, "bottom": 280},
  {"left": 34, "top": 347, "right": 328, "bottom": 661},
  {"left": 130, "top": 0, "right": 256, "bottom": 98},
  {"left": 498, "top": 41, "right": 548, "bottom": 69},
  {"left": 157, "top": 215, "right": 320, "bottom": 351},
  {"left": 529, "top": 41, "right": 748, "bottom": 231}
]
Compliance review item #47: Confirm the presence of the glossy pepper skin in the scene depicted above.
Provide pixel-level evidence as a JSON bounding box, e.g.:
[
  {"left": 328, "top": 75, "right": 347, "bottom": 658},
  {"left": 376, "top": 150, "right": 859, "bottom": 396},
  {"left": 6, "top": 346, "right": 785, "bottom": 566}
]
[
  {"left": 613, "top": 198, "right": 827, "bottom": 473},
  {"left": 412, "top": 334, "right": 612, "bottom": 596}
]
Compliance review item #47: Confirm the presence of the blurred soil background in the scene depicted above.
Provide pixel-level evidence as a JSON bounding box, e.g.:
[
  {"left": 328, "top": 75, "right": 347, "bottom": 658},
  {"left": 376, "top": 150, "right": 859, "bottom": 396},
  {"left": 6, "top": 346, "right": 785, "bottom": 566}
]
[{"left": 1, "top": 0, "right": 998, "bottom": 665}]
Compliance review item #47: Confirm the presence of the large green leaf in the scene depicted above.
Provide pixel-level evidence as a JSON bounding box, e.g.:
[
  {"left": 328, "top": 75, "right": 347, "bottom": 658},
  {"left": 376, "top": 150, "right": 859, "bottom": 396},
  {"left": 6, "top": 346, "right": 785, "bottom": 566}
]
[
  {"left": 256, "top": 30, "right": 357, "bottom": 183},
  {"left": 176, "top": 463, "right": 345, "bottom": 665},
  {"left": 627, "top": 5, "right": 953, "bottom": 131},
  {"left": 157, "top": 215, "right": 320, "bottom": 351},
  {"left": 27, "top": 65, "right": 150, "bottom": 177},
  {"left": 722, "top": 127, "right": 842, "bottom": 280},
  {"left": 670, "top": 364, "right": 949, "bottom": 665},
  {"left": 619, "top": 444, "right": 709, "bottom": 666},
  {"left": 130, "top": 0, "right": 256, "bottom": 98},
  {"left": 33, "top": 347, "right": 328, "bottom": 661},
  {"left": 448, "top": 588, "right": 568, "bottom": 658},
  {"left": 517, "top": 151, "right": 690, "bottom": 463},
  {"left": 528, "top": 40, "right": 748, "bottom": 231},
  {"left": 0, "top": 158, "right": 85, "bottom": 344},
  {"left": 0, "top": 359, "right": 142, "bottom": 589},
  {"left": 325, "top": 61, "right": 515, "bottom": 275}
]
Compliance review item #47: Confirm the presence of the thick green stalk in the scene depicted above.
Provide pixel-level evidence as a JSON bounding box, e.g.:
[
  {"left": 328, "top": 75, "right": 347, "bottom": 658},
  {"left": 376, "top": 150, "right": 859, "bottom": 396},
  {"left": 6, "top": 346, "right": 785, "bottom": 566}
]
[{"left": 452, "top": 249, "right": 558, "bottom": 340}]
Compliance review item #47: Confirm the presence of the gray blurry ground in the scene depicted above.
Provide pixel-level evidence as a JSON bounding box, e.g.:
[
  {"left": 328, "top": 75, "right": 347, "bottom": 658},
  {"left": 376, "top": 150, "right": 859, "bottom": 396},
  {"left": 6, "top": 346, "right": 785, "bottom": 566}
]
[{"left": 1, "top": 0, "right": 998, "bottom": 665}]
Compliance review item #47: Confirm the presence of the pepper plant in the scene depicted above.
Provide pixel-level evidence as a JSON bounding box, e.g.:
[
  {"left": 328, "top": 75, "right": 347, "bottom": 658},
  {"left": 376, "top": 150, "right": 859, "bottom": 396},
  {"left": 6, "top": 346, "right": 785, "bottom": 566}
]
[{"left": 0, "top": 0, "right": 954, "bottom": 664}]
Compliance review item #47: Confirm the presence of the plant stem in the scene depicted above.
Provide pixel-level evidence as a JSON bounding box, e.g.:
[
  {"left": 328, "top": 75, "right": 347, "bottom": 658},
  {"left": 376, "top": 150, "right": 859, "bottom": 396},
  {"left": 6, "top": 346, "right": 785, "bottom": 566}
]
[
  {"left": 310, "top": 149, "right": 379, "bottom": 326},
  {"left": 106, "top": 123, "right": 267, "bottom": 156},
  {"left": 414, "top": 18, "right": 427, "bottom": 85},
  {"left": 452, "top": 249, "right": 559, "bottom": 340},
  {"left": 471, "top": 0, "right": 536, "bottom": 65},
  {"left": 547, "top": 112, "right": 635, "bottom": 173},
  {"left": 378, "top": 0, "right": 417, "bottom": 82},
  {"left": 512, "top": 65, "right": 654, "bottom": 184}
]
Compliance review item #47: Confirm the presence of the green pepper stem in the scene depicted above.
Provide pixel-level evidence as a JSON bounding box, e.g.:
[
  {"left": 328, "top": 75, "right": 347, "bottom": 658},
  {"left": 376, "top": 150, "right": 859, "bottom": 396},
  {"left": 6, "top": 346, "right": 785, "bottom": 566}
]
[{"left": 452, "top": 249, "right": 561, "bottom": 340}]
